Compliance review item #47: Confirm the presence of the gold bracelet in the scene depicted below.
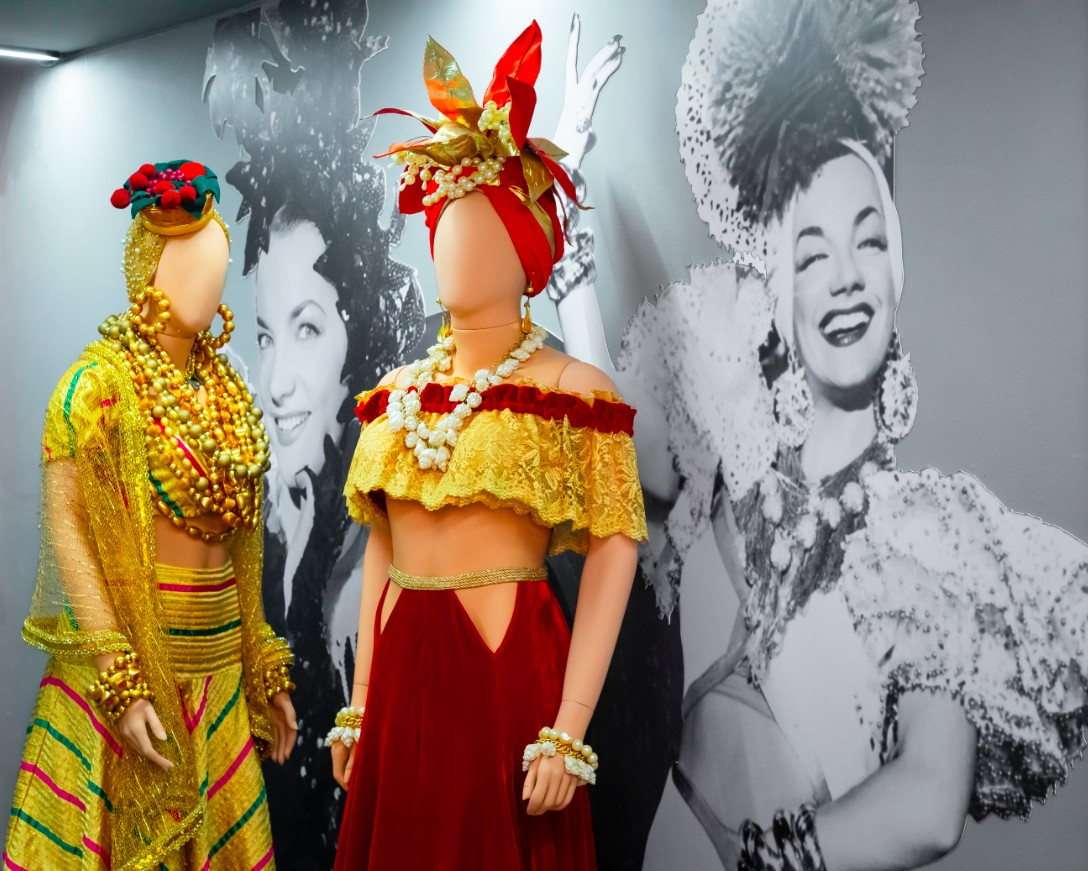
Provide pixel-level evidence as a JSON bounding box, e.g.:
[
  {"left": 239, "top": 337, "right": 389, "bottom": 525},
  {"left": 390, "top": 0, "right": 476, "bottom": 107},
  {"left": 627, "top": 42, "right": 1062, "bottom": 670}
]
[
  {"left": 259, "top": 628, "right": 296, "bottom": 699},
  {"left": 263, "top": 662, "right": 296, "bottom": 700},
  {"left": 522, "top": 726, "right": 600, "bottom": 786},
  {"left": 325, "top": 705, "right": 365, "bottom": 748},
  {"left": 87, "top": 651, "right": 154, "bottom": 725}
]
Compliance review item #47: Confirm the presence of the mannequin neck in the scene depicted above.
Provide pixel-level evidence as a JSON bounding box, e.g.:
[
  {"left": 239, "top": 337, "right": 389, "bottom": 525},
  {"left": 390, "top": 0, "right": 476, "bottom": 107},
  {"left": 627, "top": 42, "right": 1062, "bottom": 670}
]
[
  {"left": 447, "top": 317, "right": 526, "bottom": 378},
  {"left": 156, "top": 330, "right": 197, "bottom": 371}
]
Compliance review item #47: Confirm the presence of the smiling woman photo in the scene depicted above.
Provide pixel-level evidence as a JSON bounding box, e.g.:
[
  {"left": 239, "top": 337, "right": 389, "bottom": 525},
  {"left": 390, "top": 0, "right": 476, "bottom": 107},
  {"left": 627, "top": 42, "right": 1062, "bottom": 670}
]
[{"left": 556, "top": 1, "right": 1088, "bottom": 869}]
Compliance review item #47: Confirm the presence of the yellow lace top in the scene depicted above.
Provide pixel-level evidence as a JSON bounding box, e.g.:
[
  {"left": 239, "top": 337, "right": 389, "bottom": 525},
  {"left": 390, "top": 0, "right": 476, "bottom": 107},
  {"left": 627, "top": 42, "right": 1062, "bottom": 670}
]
[{"left": 345, "top": 380, "right": 648, "bottom": 554}]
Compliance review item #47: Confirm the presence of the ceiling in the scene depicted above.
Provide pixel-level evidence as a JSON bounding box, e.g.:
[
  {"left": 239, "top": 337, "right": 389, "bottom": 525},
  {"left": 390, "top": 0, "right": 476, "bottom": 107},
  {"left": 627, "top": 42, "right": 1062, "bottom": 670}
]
[{"left": 0, "top": 0, "right": 257, "bottom": 56}]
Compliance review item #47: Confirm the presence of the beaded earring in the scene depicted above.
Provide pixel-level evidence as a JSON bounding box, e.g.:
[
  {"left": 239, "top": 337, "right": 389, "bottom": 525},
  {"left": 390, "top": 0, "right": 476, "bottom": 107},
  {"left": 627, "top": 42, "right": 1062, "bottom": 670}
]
[
  {"left": 875, "top": 328, "right": 918, "bottom": 442},
  {"left": 129, "top": 285, "right": 171, "bottom": 339},
  {"left": 208, "top": 303, "right": 235, "bottom": 350},
  {"left": 773, "top": 344, "right": 813, "bottom": 449}
]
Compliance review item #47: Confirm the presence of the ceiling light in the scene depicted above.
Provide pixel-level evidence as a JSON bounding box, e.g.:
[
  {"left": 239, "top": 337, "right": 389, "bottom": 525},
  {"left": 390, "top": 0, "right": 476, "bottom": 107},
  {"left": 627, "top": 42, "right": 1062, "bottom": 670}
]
[{"left": 0, "top": 47, "right": 61, "bottom": 63}]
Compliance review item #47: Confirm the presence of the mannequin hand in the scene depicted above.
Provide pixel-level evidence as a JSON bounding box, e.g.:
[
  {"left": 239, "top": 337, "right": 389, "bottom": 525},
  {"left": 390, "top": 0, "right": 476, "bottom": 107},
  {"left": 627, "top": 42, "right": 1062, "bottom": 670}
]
[
  {"left": 331, "top": 741, "right": 357, "bottom": 791},
  {"left": 553, "top": 14, "right": 624, "bottom": 169},
  {"left": 117, "top": 699, "right": 173, "bottom": 770},
  {"left": 522, "top": 754, "right": 578, "bottom": 816},
  {"left": 267, "top": 691, "right": 298, "bottom": 765}
]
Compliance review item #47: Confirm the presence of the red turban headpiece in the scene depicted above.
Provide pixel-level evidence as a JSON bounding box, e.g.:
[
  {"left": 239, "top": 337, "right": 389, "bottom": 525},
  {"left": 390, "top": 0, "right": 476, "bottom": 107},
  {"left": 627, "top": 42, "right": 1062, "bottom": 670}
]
[{"left": 373, "top": 21, "right": 580, "bottom": 296}]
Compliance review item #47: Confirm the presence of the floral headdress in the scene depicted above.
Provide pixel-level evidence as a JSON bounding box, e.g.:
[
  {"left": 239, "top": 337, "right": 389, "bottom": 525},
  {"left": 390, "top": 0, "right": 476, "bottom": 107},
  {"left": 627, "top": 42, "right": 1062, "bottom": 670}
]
[
  {"left": 110, "top": 159, "right": 230, "bottom": 299},
  {"left": 677, "top": 0, "right": 924, "bottom": 260},
  {"left": 374, "top": 20, "right": 579, "bottom": 296}
]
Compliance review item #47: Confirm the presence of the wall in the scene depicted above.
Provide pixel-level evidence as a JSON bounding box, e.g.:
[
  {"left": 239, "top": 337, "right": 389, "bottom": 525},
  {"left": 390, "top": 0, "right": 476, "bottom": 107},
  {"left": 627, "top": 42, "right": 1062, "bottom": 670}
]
[{"left": 1, "top": 1, "right": 1085, "bottom": 867}]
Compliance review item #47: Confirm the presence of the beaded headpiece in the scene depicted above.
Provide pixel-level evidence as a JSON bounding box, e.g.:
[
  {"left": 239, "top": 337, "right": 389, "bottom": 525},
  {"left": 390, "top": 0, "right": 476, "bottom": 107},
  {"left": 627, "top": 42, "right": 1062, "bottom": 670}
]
[
  {"left": 374, "top": 20, "right": 579, "bottom": 296},
  {"left": 677, "top": 0, "right": 924, "bottom": 260},
  {"left": 111, "top": 159, "right": 230, "bottom": 300}
]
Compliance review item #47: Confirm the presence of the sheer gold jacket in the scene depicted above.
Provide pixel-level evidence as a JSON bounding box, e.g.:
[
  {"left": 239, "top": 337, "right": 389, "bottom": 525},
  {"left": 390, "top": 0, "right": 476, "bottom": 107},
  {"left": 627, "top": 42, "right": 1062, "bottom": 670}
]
[{"left": 23, "top": 339, "right": 284, "bottom": 870}]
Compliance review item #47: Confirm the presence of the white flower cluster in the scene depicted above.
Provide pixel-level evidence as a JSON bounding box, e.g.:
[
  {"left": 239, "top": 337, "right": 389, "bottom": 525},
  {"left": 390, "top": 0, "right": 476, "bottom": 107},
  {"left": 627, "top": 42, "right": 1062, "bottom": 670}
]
[
  {"left": 387, "top": 326, "right": 547, "bottom": 472},
  {"left": 323, "top": 723, "right": 361, "bottom": 749}
]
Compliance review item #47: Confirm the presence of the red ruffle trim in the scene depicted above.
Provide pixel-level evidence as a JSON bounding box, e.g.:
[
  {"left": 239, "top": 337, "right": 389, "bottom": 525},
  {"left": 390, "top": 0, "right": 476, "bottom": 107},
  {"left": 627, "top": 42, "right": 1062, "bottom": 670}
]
[{"left": 355, "top": 383, "right": 635, "bottom": 435}]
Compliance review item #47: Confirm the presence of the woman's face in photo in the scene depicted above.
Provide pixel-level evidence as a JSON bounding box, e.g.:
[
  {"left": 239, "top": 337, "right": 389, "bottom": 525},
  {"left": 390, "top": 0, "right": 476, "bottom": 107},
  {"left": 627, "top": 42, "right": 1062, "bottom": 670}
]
[
  {"left": 256, "top": 220, "right": 349, "bottom": 489},
  {"left": 791, "top": 153, "right": 896, "bottom": 404}
]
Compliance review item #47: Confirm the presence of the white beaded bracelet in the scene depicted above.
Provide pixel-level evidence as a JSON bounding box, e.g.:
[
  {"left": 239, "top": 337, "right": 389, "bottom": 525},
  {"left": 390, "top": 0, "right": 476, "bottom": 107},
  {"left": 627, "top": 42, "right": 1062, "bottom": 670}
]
[
  {"left": 324, "top": 705, "right": 365, "bottom": 749},
  {"left": 522, "top": 727, "right": 600, "bottom": 787}
]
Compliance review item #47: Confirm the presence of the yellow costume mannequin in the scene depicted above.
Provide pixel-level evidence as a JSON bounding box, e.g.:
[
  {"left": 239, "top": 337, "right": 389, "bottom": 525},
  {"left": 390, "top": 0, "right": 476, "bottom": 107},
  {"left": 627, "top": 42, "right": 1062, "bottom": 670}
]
[{"left": 4, "top": 160, "right": 297, "bottom": 871}]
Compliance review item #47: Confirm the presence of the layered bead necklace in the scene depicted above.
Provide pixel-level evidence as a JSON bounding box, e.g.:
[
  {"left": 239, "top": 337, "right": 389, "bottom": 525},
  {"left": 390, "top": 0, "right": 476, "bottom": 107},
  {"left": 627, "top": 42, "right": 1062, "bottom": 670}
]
[
  {"left": 99, "top": 306, "right": 271, "bottom": 541},
  {"left": 387, "top": 325, "right": 547, "bottom": 472}
]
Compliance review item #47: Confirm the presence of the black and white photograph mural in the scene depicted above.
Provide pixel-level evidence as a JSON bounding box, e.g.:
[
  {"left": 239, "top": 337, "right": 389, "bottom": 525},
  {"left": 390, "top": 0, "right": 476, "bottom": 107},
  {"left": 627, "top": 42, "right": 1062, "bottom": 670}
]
[
  {"left": 2, "top": 0, "right": 1087, "bottom": 869},
  {"left": 562, "top": 0, "right": 1088, "bottom": 869}
]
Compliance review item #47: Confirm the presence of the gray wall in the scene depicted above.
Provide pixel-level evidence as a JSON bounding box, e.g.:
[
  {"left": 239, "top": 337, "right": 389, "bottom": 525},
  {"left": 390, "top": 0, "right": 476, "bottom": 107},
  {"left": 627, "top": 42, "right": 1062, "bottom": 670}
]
[{"left": 1, "top": 1, "right": 1085, "bottom": 867}]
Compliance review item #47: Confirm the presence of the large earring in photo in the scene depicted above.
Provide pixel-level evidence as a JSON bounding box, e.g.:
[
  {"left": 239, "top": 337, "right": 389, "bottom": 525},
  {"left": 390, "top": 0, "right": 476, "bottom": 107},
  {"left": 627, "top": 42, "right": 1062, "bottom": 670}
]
[
  {"left": 773, "top": 345, "right": 813, "bottom": 449},
  {"left": 437, "top": 296, "right": 451, "bottom": 341},
  {"left": 521, "top": 294, "right": 533, "bottom": 334},
  {"left": 876, "top": 329, "right": 918, "bottom": 442},
  {"left": 209, "top": 303, "right": 235, "bottom": 350}
]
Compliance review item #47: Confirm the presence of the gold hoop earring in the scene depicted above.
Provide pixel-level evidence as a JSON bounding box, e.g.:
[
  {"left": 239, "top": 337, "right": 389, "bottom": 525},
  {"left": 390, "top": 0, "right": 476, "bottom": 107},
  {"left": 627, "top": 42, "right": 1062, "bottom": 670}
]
[
  {"left": 209, "top": 303, "right": 235, "bottom": 349},
  {"left": 521, "top": 295, "right": 533, "bottom": 334},
  {"left": 437, "top": 295, "right": 452, "bottom": 341},
  {"left": 130, "top": 285, "right": 171, "bottom": 339}
]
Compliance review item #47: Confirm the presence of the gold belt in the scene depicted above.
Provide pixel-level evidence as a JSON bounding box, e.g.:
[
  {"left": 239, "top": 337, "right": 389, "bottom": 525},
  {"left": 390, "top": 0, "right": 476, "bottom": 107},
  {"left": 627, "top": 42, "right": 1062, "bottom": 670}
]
[{"left": 388, "top": 564, "right": 548, "bottom": 590}]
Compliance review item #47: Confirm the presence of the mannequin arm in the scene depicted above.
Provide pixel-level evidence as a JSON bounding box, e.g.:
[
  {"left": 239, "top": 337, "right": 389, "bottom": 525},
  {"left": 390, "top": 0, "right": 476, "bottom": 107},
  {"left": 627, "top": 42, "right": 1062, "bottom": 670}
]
[
  {"left": 41, "top": 459, "right": 124, "bottom": 639},
  {"left": 332, "top": 514, "right": 392, "bottom": 789},
  {"left": 554, "top": 531, "right": 639, "bottom": 738},
  {"left": 347, "top": 517, "right": 393, "bottom": 712}
]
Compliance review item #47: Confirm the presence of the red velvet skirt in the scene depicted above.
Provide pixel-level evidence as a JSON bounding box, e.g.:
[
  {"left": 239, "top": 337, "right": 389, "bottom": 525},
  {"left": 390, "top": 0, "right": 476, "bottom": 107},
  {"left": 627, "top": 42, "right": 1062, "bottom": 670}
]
[{"left": 334, "top": 578, "right": 597, "bottom": 870}]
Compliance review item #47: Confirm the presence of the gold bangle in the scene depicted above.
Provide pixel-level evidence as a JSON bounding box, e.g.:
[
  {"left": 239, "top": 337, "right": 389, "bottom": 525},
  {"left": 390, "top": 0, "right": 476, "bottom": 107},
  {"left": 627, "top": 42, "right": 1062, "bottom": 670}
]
[
  {"left": 263, "top": 662, "right": 296, "bottom": 700},
  {"left": 535, "top": 726, "right": 599, "bottom": 769},
  {"left": 87, "top": 650, "right": 154, "bottom": 725}
]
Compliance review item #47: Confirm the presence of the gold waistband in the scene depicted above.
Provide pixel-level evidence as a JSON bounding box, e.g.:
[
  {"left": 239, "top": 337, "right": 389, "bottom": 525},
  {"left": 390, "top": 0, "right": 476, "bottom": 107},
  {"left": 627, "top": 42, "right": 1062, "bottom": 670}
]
[{"left": 388, "top": 564, "right": 548, "bottom": 590}]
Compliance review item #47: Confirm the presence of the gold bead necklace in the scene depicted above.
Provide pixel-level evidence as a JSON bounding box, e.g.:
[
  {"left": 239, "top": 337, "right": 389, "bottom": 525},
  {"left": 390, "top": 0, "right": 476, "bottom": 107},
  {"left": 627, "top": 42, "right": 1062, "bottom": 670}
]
[{"left": 99, "top": 302, "right": 269, "bottom": 540}]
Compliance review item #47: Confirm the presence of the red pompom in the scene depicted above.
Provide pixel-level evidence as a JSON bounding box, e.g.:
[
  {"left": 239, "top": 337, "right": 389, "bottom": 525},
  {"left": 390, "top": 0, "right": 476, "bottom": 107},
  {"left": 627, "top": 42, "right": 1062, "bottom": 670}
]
[
  {"left": 128, "top": 172, "right": 149, "bottom": 190},
  {"left": 179, "top": 161, "right": 205, "bottom": 181},
  {"left": 152, "top": 180, "right": 173, "bottom": 195},
  {"left": 110, "top": 188, "right": 131, "bottom": 209},
  {"left": 139, "top": 163, "right": 156, "bottom": 177},
  {"left": 160, "top": 189, "right": 181, "bottom": 209},
  {"left": 178, "top": 184, "right": 197, "bottom": 204}
]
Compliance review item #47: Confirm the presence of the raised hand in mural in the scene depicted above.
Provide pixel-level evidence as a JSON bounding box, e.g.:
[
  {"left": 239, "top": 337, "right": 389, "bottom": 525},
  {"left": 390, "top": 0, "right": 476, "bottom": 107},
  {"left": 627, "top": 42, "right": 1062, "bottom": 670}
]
[{"left": 552, "top": 13, "right": 624, "bottom": 171}]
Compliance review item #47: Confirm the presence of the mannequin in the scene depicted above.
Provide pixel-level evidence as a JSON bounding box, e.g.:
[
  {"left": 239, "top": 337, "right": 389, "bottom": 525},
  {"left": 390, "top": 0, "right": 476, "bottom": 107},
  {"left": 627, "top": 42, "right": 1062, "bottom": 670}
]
[
  {"left": 5, "top": 160, "right": 297, "bottom": 871},
  {"left": 327, "top": 24, "right": 646, "bottom": 870}
]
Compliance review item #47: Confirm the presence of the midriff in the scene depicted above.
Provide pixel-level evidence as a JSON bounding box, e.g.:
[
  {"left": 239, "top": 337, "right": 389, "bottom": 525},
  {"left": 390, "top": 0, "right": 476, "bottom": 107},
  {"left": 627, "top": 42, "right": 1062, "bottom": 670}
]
[
  {"left": 153, "top": 515, "right": 232, "bottom": 569},
  {"left": 381, "top": 497, "right": 552, "bottom": 650}
]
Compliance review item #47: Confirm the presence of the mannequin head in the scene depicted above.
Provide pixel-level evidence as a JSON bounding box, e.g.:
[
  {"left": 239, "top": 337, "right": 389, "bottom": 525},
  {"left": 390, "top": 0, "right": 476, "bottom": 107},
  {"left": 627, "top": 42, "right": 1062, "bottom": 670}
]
[
  {"left": 432, "top": 191, "right": 526, "bottom": 327},
  {"left": 145, "top": 218, "right": 230, "bottom": 336}
]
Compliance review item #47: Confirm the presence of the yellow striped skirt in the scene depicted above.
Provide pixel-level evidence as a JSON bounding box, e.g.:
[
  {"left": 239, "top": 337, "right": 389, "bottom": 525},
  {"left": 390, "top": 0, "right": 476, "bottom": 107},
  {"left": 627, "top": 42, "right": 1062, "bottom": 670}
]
[{"left": 4, "top": 562, "right": 275, "bottom": 870}]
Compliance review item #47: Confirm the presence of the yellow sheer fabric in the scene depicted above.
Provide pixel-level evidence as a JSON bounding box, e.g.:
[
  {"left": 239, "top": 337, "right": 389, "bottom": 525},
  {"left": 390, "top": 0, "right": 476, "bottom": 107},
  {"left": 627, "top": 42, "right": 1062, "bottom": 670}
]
[
  {"left": 23, "top": 340, "right": 279, "bottom": 871},
  {"left": 344, "top": 386, "right": 648, "bottom": 552}
]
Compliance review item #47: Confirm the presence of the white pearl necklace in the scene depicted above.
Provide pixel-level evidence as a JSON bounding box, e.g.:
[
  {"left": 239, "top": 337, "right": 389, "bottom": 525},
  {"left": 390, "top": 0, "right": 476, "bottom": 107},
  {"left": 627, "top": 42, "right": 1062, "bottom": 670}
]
[{"left": 386, "top": 325, "right": 547, "bottom": 471}]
